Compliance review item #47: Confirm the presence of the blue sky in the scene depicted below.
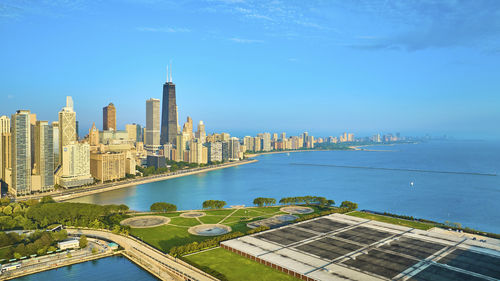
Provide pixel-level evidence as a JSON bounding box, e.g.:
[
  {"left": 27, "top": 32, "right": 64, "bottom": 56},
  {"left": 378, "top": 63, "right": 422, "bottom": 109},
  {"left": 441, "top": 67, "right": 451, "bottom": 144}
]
[{"left": 1, "top": 0, "right": 499, "bottom": 139}]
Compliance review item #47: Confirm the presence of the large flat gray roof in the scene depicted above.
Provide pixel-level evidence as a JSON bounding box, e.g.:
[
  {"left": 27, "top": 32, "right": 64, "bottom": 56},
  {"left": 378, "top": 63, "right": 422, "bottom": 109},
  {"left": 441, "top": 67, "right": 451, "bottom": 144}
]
[{"left": 221, "top": 213, "right": 500, "bottom": 281}]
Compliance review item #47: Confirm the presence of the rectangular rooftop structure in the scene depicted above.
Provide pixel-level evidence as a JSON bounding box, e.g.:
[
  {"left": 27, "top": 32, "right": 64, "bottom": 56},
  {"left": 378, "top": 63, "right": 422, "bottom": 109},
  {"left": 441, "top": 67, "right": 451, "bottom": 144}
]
[{"left": 221, "top": 213, "right": 500, "bottom": 281}]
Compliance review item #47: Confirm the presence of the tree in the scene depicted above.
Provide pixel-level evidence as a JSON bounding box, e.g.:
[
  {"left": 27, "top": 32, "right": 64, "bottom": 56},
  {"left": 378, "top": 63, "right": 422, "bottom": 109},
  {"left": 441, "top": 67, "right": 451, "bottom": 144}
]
[
  {"left": 40, "top": 196, "right": 55, "bottom": 204},
  {"left": 79, "top": 235, "right": 88, "bottom": 248},
  {"left": 150, "top": 202, "right": 177, "bottom": 213},
  {"left": 202, "top": 200, "right": 226, "bottom": 209},
  {"left": 13, "top": 204, "right": 22, "bottom": 214},
  {"left": 253, "top": 198, "right": 265, "bottom": 207},
  {"left": 25, "top": 199, "right": 39, "bottom": 207},
  {"left": 3, "top": 205, "right": 12, "bottom": 215},
  {"left": 0, "top": 197, "right": 10, "bottom": 206},
  {"left": 340, "top": 201, "right": 358, "bottom": 210}
]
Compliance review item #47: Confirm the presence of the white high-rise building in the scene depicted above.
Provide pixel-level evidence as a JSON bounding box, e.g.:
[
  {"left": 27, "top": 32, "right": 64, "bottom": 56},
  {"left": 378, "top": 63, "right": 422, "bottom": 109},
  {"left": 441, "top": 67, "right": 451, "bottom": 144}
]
[
  {"left": 0, "top": 116, "right": 11, "bottom": 185},
  {"left": 195, "top": 121, "right": 206, "bottom": 143},
  {"left": 34, "top": 121, "right": 54, "bottom": 192},
  {"left": 59, "top": 142, "right": 93, "bottom": 188},
  {"left": 58, "top": 96, "right": 76, "bottom": 166},
  {"left": 229, "top": 137, "right": 241, "bottom": 161},
  {"left": 259, "top": 133, "right": 272, "bottom": 152},
  {"left": 145, "top": 98, "right": 161, "bottom": 151},
  {"left": 207, "top": 142, "right": 222, "bottom": 163},
  {"left": 11, "top": 110, "right": 31, "bottom": 196}
]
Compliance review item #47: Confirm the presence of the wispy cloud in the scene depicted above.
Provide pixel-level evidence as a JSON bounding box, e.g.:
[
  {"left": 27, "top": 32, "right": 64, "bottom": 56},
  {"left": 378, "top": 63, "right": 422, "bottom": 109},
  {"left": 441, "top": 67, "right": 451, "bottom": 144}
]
[
  {"left": 0, "top": 3, "right": 21, "bottom": 18},
  {"left": 135, "top": 27, "right": 191, "bottom": 33},
  {"left": 229, "top": 37, "right": 263, "bottom": 43},
  {"left": 344, "top": 0, "right": 500, "bottom": 52}
]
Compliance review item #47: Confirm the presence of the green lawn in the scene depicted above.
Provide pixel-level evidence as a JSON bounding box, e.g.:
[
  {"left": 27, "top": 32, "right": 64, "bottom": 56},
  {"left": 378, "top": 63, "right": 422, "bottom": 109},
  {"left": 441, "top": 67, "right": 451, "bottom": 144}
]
[
  {"left": 198, "top": 215, "right": 225, "bottom": 224},
  {"left": 202, "top": 209, "right": 235, "bottom": 216},
  {"left": 347, "top": 211, "right": 435, "bottom": 230},
  {"left": 169, "top": 217, "right": 202, "bottom": 227},
  {"left": 184, "top": 248, "right": 299, "bottom": 281},
  {"left": 131, "top": 225, "right": 208, "bottom": 252},
  {"left": 128, "top": 206, "right": 325, "bottom": 253}
]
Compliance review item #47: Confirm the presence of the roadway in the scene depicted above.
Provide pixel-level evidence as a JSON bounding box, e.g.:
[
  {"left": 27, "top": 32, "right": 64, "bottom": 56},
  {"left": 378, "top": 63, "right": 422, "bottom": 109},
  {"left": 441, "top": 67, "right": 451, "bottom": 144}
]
[
  {"left": 66, "top": 228, "right": 219, "bottom": 281},
  {"left": 14, "top": 159, "right": 256, "bottom": 202}
]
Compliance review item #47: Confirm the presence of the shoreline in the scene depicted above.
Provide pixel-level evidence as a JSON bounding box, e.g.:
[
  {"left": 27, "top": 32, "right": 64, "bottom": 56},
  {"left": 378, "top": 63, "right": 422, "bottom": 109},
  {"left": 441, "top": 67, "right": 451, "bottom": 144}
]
[
  {"left": 16, "top": 159, "right": 258, "bottom": 203},
  {"left": 3, "top": 251, "right": 117, "bottom": 280},
  {"left": 245, "top": 149, "right": 345, "bottom": 158},
  {"left": 245, "top": 143, "right": 406, "bottom": 157}
]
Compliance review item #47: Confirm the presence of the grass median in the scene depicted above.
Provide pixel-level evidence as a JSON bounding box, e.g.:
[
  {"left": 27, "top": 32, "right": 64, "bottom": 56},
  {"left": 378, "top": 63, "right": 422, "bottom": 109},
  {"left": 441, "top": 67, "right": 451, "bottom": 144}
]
[
  {"left": 347, "top": 211, "right": 435, "bottom": 230},
  {"left": 184, "top": 247, "right": 299, "bottom": 281}
]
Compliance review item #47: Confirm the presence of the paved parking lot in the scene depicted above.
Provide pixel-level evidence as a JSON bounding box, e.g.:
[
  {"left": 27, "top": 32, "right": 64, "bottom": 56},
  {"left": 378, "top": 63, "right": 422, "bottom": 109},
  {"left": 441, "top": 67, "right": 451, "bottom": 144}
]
[{"left": 222, "top": 213, "right": 500, "bottom": 281}]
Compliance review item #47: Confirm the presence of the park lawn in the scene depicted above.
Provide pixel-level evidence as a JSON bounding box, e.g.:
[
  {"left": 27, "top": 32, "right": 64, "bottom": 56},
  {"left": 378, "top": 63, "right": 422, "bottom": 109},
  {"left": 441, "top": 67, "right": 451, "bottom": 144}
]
[
  {"left": 198, "top": 216, "right": 225, "bottom": 224},
  {"left": 225, "top": 220, "right": 252, "bottom": 233},
  {"left": 248, "top": 206, "right": 284, "bottom": 214},
  {"left": 130, "top": 225, "right": 208, "bottom": 252},
  {"left": 203, "top": 209, "right": 235, "bottom": 216},
  {"left": 155, "top": 212, "right": 182, "bottom": 218},
  {"left": 169, "top": 217, "right": 202, "bottom": 227},
  {"left": 185, "top": 248, "right": 298, "bottom": 281},
  {"left": 222, "top": 216, "right": 253, "bottom": 225},
  {"left": 233, "top": 208, "right": 279, "bottom": 217},
  {"left": 348, "top": 211, "right": 435, "bottom": 230}
]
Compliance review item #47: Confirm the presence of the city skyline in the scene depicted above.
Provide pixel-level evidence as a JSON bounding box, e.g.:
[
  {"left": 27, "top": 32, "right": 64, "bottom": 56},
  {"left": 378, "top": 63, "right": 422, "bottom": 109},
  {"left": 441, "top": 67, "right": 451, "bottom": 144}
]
[{"left": 1, "top": 1, "right": 499, "bottom": 139}]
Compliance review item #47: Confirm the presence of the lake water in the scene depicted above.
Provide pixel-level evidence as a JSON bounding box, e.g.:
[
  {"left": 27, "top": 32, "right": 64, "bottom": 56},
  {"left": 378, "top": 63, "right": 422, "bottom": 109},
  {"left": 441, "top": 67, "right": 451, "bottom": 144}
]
[
  {"left": 13, "top": 256, "right": 158, "bottom": 281},
  {"left": 70, "top": 140, "right": 500, "bottom": 233}
]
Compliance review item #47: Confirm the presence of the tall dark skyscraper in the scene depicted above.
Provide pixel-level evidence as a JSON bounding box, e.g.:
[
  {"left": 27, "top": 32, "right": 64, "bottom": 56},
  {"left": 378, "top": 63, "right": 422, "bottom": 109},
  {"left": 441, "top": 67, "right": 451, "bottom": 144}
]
[{"left": 160, "top": 67, "right": 178, "bottom": 145}]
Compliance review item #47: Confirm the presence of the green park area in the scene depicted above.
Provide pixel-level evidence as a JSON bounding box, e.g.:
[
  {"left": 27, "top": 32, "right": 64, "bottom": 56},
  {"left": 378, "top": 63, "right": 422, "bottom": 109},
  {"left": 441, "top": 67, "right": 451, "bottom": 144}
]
[
  {"left": 184, "top": 247, "right": 298, "bottom": 281},
  {"left": 129, "top": 206, "right": 293, "bottom": 252},
  {"left": 347, "top": 211, "right": 435, "bottom": 230}
]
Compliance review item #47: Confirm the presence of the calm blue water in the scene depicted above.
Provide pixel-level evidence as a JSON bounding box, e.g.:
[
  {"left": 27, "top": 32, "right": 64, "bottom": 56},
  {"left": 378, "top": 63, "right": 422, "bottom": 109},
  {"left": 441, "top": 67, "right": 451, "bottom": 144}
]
[
  {"left": 13, "top": 256, "right": 158, "bottom": 281},
  {"left": 71, "top": 141, "right": 500, "bottom": 233}
]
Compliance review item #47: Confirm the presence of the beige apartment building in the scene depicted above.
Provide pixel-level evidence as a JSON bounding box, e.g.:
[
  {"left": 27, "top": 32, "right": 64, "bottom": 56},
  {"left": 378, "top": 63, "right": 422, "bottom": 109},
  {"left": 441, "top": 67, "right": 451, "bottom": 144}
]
[{"left": 90, "top": 152, "right": 125, "bottom": 182}]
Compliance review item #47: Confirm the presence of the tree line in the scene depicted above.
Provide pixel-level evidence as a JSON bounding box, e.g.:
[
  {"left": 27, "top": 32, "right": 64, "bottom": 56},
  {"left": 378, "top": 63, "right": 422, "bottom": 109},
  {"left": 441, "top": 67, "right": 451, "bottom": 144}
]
[
  {"left": 150, "top": 202, "right": 177, "bottom": 213},
  {"left": 252, "top": 198, "right": 276, "bottom": 207},
  {"left": 278, "top": 196, "right": 335, "bottom": 206},
  {"left": 0, "top": 196, "right": 130, "bottom": 235},
  {"left": 202, "top": 200, "right": 227, "bottom": 209},
  {"left": 0, "top": 230, "right": 68, "bottom": 260}
]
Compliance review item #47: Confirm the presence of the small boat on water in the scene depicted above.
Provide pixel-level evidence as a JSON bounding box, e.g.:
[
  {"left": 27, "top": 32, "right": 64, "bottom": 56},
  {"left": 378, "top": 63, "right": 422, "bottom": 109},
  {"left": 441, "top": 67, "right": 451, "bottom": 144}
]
[
  {"left": 286, "top": 152, "right": 290, "bottom": 156},
  {"left": 410, "top": 181, "right": 414, "bottom": 187}
]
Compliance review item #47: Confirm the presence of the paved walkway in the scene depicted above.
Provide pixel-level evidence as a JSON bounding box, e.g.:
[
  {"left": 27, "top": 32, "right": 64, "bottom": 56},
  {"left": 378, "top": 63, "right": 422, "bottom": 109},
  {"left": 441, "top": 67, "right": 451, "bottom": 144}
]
[
  {"left": 217, "top": 208, "right": 241, "bottom": 224},
  {"left": 66, "top": 228, "right": 219, "bottom": 281}
]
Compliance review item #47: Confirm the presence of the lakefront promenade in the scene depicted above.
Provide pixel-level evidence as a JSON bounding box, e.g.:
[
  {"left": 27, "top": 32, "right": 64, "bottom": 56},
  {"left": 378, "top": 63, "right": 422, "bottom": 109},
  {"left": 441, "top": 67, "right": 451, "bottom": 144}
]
[{"left": 14, "top": 159, "right": 257, "bottom": 203}]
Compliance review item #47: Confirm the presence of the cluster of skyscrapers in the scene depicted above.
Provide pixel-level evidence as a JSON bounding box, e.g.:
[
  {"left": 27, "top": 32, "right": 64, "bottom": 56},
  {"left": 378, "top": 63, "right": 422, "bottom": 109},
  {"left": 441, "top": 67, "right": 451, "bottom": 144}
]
[
  {"left": 0, "top": 67, "right": 405, "bottom": 197},
  {"left": 0, "top": 69, "right": 245, "bottom": 197},
  {"left": 0, "top": 97, "right": 95, "bottom": 196},
  {"left": 142, "top": 71, "right": 243, "bottom": 168}
]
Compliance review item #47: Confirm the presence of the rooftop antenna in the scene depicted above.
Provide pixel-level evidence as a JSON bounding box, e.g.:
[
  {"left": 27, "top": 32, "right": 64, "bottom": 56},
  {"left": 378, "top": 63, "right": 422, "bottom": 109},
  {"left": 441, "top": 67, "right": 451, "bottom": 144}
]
[
  {"left": 170, "top": 60, "right": 172, "bottom": 82},
  {"left": 166, "top": 65, "right": 169, "bottom": 82}
]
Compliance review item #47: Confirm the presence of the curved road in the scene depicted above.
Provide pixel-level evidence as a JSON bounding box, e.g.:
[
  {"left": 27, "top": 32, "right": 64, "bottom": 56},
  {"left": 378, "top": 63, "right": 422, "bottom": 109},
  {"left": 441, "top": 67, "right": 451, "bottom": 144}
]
[{"left": 67, "top": 228, "right": 218, "bottom": 281}]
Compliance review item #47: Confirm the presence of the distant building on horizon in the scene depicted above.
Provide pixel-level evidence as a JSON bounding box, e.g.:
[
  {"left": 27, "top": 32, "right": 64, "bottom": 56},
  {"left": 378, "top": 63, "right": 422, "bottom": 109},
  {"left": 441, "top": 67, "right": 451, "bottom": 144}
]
[
  {"left": 195, "top": 121, "right": 206, "bottom": 143},
  {"left": 103, "top": 103, "right": 116, "bottom": 131},
  {"left": 160, "top": 67, "right": 178, "bottom": 145}
]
